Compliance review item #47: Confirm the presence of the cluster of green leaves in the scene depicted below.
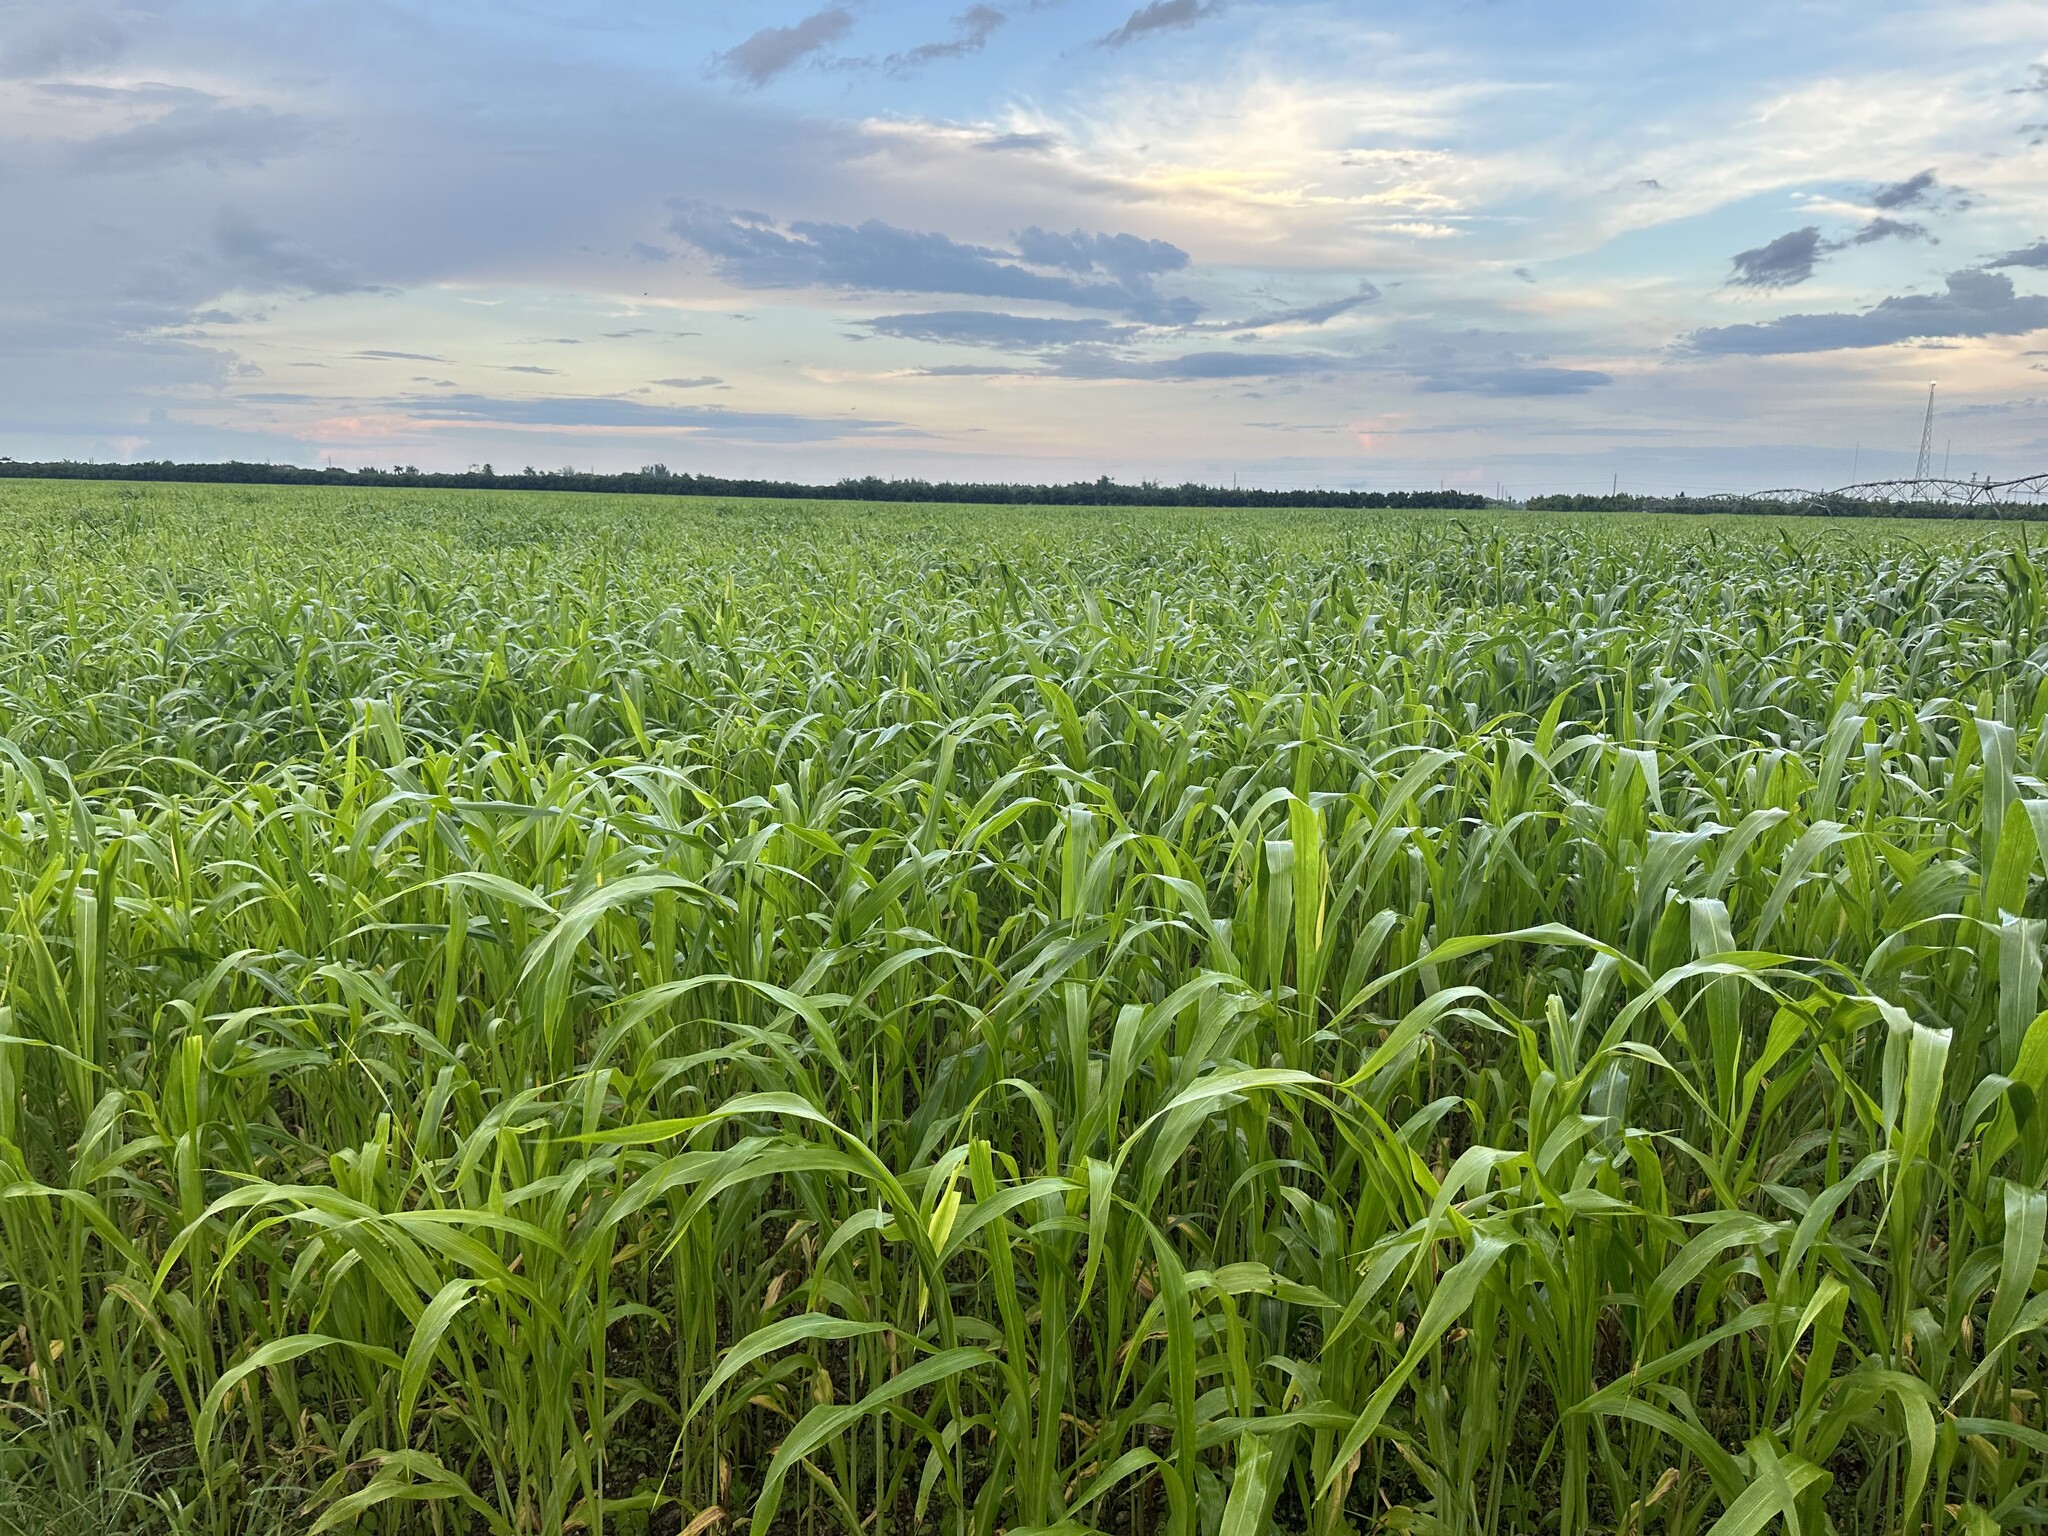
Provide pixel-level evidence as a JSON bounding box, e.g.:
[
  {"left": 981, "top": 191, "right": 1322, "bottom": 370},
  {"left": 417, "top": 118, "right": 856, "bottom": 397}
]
[{"left": 0, "top": 481, "right": 2043, "bottom": 1536}]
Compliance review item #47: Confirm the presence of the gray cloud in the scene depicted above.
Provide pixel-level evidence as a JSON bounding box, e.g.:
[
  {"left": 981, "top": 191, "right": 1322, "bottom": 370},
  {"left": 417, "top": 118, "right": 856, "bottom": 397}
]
[
  {"left": 0, "top": 11, "right": 124, "bottom": 79},
  {"left": 72, "top": 103, "right": 313, "bottom": 174},
  {"left": 34, "top": 80, "right": 199, "bottom": 104},
  {"left": 503, "top": 365, "right": 558, "bottom": 375},
  {"left": 1846, "top": 216, "right": 1931, "bottom": 246},
  {"left": 1129, "top": 350, "right": 1351, "bottom": 381},
  {"left": 355, "top": 349, "right": 446, "bottom": 361},
  {"left": 877, "top": 322, "right": 1601, "bottom": 392},
  {"left": 1413, "top": 365, "right": 1614, "bottom": 395},
  {"left": 400, "top": 392, "right": 912, "bottom": 442},
  {"left": 1728, "top": 227, "right": 1825, "bottom": 289},
  {"left": 1871, "top": 169, "right": 1938, "bottom": 210},
  {"left": 912, "top": 363, "right": 1020, "bottom": 376},
  {"left": 1203, "top": 287, "right": 1378, "bottom": 331},
  {"left": 867, "top": 310, "right": 1143, "bottom": 348},
  {"left": 1042, "top": 348, "right": 1609, "bottom": 392},
  {"left": 1727, "top": 215, "right": 1928, "bottom": 289},
  {"left": 1988, "top": 240, "right": 2048, "bottom": 270},
  {"left": 666, "top": 204, "right": 1200, "bottom": 321},
  {"left": 215, "top": 208, "right": 377, "bottom": 296},
  {"left": 888, "top": 6, "right": 1005, "bottom": 72},
  {"left": 0, "top": 14, "right": 885, "bottom": 461},
  {"left": 720, "top": 8, "right": 854, "bottom": 85},
  {"left": 1687, "top": 269, "right": 2048, "bottom": 355},
  {"left": 976, "top": 132, "right": 1058, "bottom": 154},
  {"left": 654, "top": 375, "right": 724, "bottom": 387},
  {"left": 1728, "top": 215, "right": 1916, "bottom": 290},
  {"left": 2010, "top": 72, "right": 2047, "bottom": 141},
  {"left": 1011, "top": 226, "right": 1189, "bottom": 285},
  {"left": 1100, "top": 0, "right": 1219, "bottom": 48},
  {"left": 891, "top": 347, "right": 1357, "bottom": 382},
  {"left": 1030, "top": 348, "right": 1367, "bottom": 382},
  {"left": 1729, "top": 166, "right": 1966, "bottom": 295}
]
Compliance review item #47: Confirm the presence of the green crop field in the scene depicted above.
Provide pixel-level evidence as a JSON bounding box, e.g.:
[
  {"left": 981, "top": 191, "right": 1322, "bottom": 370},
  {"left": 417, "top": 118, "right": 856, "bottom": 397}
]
[{"left": 0, "top": 479, "right": 2044, "bottom": 1536}]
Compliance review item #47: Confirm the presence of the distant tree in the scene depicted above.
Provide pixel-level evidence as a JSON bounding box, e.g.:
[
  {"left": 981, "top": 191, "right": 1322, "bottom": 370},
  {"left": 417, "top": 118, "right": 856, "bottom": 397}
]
[{"left": 0, "top": 459, "right": 1567, "bottom": 515}]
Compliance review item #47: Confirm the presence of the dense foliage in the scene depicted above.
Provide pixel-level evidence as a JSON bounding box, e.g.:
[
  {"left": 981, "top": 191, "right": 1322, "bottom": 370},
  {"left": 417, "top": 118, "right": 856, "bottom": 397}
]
[
  {"left": 0, "top": 481, "right": 2044, "bottom": 1535},
  {"left": 0, "top": 462, "right": 1487, "bottom": 511}
]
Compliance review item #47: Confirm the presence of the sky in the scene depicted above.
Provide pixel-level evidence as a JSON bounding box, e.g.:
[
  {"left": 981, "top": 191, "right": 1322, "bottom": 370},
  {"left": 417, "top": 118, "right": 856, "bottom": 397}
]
[{"left": 4, "top": 0, "right": 2048, "bottom": 495}]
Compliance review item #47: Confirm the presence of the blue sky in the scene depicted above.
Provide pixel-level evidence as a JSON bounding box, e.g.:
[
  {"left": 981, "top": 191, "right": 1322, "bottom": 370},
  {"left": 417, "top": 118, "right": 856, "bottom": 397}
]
[{"left": 4, "top": 0, "right": 2047, "bottom": 493}]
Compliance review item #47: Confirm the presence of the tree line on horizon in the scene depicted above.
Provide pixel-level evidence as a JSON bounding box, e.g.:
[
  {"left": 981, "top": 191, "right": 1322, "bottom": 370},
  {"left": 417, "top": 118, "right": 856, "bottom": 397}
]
[
  {"left": 8, "top": 458, "right": 2043, "bottom": 518},
  {"left": 0, "top": 458, "right": 1489, "bottom": 509}
]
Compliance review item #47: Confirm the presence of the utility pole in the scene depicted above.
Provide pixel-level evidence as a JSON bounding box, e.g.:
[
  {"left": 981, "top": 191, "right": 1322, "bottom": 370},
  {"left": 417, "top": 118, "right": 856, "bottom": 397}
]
[
  {"left": 1944, "top": 439, "right": 1952, "bottom": 477},
  {"left": 1611, "top": 472, "right": 1618, "bottom": 496}
]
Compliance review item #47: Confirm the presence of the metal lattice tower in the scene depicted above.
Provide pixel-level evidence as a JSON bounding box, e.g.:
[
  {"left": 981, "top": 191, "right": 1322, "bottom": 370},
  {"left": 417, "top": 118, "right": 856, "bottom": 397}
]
[{"left": 1914, "top": 381, "right": 1937, "bottom": 480}]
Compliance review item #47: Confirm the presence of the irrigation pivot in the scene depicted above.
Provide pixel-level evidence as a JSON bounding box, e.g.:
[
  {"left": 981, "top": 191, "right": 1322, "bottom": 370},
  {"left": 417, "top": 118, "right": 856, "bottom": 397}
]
[
  {"left": 1621, "top": 468, "right": 2048, "bottom": 513},
  {"left": 1914, "top": 379, "right": 1937, "bottom": 481}
]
